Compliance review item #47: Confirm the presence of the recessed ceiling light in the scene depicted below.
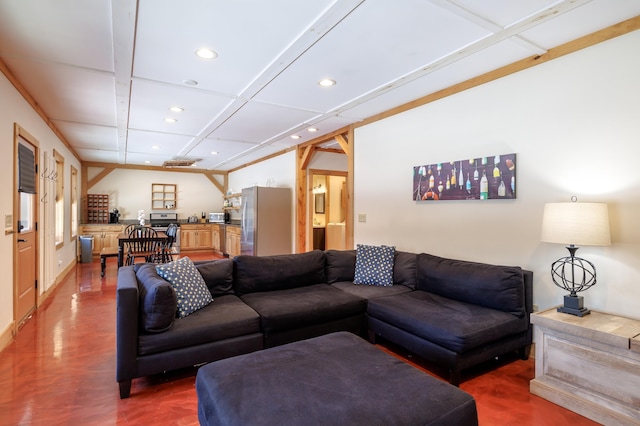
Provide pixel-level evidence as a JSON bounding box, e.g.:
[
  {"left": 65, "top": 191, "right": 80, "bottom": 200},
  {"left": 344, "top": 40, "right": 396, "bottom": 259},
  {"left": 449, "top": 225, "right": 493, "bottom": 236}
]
[
  {"left": 169, "top": 106, "right": 184, "bottom": 113},
  {"left": 144, "top": 160, "right": 151, "bottom": 164},
  {"left": 195, "top": 47, "right": 218, "bottom": 60},
  {"left": 318, "top": 79, "right": 336, "bottom": 87},
  {"left": 291, "top": 135, "right": 301, "bottom": 140},
  {"left": 183, "top": 79, "right": 198, "bottom": 86},
  {"left": 164, "top": 118, "right": 177, "bottom": 124},
  {"left": 307, "top": 127, "right": 318, "bottom": 132},
  {"left": 211, "top": 151, "right": 218, "bottom": 155}
]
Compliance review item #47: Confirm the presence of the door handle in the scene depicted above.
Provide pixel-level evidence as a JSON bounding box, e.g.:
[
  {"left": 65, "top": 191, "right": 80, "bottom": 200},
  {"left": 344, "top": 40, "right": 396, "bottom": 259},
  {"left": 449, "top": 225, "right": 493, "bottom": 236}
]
[{"left": 18, "top": 239, "right": 26, "bottom": 243}]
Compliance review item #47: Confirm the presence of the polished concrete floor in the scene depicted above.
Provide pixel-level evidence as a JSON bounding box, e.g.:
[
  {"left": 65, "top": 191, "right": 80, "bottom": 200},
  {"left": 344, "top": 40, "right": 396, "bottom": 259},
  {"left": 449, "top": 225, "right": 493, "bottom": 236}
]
[{"left": 0, "top": 254, "right": 599, "bottom": 425}]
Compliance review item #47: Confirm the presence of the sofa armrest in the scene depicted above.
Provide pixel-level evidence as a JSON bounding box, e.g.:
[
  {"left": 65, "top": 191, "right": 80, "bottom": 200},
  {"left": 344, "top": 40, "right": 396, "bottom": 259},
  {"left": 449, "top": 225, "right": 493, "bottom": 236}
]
[
  {"left": 523, "top": 270, "right": 533, "bottom": 315},
  {"left": 522, "top": 270, "right": 534, "bottom": 347},
  {"left": 116, "top": 266, "right": 140, "bottom": 384}
]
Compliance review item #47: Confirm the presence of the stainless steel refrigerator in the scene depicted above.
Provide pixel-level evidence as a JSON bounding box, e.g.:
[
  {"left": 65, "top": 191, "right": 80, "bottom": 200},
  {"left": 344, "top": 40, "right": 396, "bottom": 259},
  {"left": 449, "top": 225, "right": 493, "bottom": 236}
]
[{"left": 241, "top": 186, "right": 292, "bottom": 256}]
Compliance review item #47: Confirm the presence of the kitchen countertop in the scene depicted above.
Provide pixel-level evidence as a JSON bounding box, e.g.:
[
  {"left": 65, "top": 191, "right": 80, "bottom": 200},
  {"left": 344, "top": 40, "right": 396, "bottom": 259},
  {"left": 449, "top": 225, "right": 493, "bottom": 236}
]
[{"left": 82, "top": 220, "right": 242, "bottom": 227}]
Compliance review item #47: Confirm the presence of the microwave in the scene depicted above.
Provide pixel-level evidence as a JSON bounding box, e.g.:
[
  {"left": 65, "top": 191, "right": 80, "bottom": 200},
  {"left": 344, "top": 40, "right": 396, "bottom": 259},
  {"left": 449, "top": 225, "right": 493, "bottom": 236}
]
[{"left": 209, "top": 212, "right": 225, "bottom": 223}]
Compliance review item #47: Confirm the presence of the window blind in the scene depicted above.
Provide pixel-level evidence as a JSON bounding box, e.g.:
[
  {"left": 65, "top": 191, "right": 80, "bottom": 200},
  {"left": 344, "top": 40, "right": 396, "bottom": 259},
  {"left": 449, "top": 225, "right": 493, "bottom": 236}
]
[{"left": 18, "top": 143, "right": 36, "bottom": 194}]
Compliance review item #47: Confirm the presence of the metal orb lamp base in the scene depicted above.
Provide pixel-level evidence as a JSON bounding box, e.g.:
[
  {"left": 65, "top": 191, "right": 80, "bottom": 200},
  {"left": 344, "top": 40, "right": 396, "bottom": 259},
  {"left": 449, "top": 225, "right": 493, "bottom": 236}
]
[
  {"left": 557, "top": 294, "right": 590, "bottom": 317},
  {"left": 551, "top": 245, "right": 596, "bottom": 317}
]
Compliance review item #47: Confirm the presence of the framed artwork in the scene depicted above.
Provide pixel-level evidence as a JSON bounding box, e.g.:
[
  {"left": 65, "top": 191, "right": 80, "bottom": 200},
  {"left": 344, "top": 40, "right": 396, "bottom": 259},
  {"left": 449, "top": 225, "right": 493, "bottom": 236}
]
[{"left": 413, "top": 153, "right": 516, "bottom": 201}]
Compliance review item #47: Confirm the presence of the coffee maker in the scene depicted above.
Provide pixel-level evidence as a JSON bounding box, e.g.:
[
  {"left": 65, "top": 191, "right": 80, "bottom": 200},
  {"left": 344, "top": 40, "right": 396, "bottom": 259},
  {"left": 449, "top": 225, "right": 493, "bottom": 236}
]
[
  {"left": 109, "top": 208, "right": 120, "bottom": 224},
  {"left": 224, "top": 211, "right": 231, "bottom": 224}
]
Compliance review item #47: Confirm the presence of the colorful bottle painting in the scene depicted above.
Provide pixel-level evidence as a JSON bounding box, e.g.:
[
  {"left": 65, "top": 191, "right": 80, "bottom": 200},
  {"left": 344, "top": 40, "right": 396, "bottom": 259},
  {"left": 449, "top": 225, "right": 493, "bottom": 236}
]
[
  {"left": 498, "top": 179, "right": 506, "bottom": 197},
  {"left": 480, "top": 171, "right": 488, "bottom": 200}
]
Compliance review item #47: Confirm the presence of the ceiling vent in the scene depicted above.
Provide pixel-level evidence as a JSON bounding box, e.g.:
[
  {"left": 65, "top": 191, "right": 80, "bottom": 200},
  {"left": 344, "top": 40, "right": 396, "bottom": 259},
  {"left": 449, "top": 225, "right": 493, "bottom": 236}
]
[{"left": 162, "top": 159, "right": 199, "bottom": 167}]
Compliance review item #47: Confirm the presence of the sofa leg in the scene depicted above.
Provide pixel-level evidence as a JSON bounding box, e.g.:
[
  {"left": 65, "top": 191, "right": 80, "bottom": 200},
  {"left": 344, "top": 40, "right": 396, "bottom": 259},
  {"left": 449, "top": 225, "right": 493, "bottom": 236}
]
[
  {"left": 119, "top": 380, "right": 132, "bottom": 399},
  {"left": 518, "top": 344, "right": 531, "bottom": 360},
  {"left": 367, "top": 330, "right": 377, "bottom": 344}
]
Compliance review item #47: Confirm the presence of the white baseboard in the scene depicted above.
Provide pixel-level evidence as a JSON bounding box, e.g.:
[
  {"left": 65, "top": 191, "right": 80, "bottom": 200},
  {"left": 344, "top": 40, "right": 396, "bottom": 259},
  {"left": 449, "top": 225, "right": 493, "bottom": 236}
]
[{"left": 0, "top": 322, "right": 15, "bottom": 353}]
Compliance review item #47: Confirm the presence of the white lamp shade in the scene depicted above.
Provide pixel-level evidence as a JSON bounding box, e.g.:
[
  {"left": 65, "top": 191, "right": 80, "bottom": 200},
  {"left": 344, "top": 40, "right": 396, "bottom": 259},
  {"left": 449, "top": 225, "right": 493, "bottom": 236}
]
[{"left": 541, "top": 202, "right": 611, "bottom": 246}]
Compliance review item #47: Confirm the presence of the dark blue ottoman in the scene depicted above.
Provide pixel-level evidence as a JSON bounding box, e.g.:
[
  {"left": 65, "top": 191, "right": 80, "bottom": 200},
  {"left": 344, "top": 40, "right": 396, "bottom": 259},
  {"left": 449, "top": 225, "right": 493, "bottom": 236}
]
[{"left": 196, "top": 332, "right": 478, "bottom": 425}]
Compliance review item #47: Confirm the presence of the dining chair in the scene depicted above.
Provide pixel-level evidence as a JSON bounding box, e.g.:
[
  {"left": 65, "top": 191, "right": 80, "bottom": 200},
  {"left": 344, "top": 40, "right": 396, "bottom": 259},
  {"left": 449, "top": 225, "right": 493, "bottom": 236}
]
[
  {"left": 124, "top": 224, "right": 137, "bottom": 235},
  {"left": 125, "top": 226, "right": 159, "bottom": 266},
  {"left": 152, "top": 223, "right": 177, "bottom": 264}
]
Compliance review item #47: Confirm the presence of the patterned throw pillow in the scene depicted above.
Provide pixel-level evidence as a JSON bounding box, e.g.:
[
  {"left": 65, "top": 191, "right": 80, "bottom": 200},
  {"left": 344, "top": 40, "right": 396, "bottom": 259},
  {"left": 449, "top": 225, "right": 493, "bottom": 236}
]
[
  {"left": 156, "top": 257, "right": 213, "bottom": 318},
  {"left": 353, "top": 244, "right": 395, "bottom": 286}
]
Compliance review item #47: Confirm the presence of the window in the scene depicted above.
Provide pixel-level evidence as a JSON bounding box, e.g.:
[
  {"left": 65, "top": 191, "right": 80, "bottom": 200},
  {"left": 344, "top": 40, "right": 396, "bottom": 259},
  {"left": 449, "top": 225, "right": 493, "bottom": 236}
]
[
  {"left": 54, "top": 150, "right": 64, "bottom": 248},
  {"left": 70, "top": 165, "right": 78, "bottom": 240},
  {"left": 19, "top": 192, "right": 34, "bottom": 232}
]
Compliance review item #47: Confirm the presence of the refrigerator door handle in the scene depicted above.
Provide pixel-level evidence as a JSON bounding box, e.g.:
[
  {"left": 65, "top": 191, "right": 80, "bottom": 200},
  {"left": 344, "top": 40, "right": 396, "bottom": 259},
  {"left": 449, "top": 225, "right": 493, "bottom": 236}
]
[{"left": 241, "top": 198, "right": 247, "bottom": 241}]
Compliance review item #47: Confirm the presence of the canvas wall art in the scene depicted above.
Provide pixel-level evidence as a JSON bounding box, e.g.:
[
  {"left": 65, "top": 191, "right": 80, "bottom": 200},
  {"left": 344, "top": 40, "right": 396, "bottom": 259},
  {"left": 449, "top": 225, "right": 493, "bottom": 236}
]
[{"left": 413, "top": 153, "right": 516, "bottom": 201}]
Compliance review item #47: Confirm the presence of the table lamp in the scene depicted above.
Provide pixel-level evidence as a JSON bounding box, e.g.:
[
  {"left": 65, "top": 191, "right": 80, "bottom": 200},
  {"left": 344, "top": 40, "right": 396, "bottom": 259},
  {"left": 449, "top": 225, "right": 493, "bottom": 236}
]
[{"left": 541, "top": 199, "right": 611, "bottom": 316}]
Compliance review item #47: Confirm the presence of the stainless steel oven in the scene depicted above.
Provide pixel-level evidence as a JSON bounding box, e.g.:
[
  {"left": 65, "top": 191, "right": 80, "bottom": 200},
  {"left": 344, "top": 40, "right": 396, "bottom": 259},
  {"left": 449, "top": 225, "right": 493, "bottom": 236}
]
[{"left": 149, "top": 213, "right": 180, "bottom": 254}]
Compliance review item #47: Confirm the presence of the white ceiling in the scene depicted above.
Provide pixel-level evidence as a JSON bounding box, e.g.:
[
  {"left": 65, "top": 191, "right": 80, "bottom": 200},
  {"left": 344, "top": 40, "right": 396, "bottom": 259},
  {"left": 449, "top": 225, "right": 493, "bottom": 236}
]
[{"left": 1, "top": 0, "right": 639, "bottom": 171}]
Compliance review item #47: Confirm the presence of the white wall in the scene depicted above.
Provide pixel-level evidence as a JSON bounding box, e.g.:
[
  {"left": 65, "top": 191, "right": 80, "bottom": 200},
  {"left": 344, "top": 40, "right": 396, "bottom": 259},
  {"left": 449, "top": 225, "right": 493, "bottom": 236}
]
[
  {"left": 354, "top": 30, "right": 640, "bottom": 320},
  {"left": 228, "top": 150, "right": 298, "bottom": 251},
  {"left": 87, "top": 168, "right": 224, "bottom": 220},
  {"left": 309, "top": 150, "right": 348, "bottom": 171},
  {"left": 227, "top": 150, "right": 297, "bottom": 195},
  {"left": 0, "top": 70, "right": 81, "bottom": 338}
]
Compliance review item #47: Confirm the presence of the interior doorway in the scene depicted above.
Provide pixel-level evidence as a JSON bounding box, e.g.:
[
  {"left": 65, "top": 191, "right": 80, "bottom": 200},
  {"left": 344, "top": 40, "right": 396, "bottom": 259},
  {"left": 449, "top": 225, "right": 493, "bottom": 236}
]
[
  {"left": 309, "top": 171, "right": 347, "bottom": 251},
  {"left": 14, "top": 124, "right": 39, "bottom": 330}
]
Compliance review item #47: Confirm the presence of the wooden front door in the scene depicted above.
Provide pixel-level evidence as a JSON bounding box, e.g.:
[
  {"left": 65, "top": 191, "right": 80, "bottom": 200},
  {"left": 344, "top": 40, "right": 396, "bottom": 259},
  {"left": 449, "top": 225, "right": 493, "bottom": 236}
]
[{"left": 14, "top": 126, "right": 39, "bottom": 328}]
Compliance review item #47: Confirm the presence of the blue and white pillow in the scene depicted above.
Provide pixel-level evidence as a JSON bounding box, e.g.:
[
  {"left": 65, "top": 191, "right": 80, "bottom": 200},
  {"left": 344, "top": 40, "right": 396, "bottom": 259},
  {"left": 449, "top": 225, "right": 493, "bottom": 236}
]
[
  {"left": 156, "top": 257, "right": 213, "bottom": 318},
  {"left": 353, "top": 244, "right": 395, "bottom": 286}
]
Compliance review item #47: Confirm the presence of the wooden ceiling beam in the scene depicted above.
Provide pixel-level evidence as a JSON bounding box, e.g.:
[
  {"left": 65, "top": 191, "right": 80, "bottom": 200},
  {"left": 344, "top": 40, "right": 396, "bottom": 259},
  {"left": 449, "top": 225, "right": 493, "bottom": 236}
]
[
  {"left": 87, "top": 167, "right": 114, "bottom": 190},
  {"left": 204, "top": 172, "right": 226, "bottom": 194},
  {"left": 298, "top": 145, "right": 314, "bottom": 171},
  {"left": 334, "top": 134, "right": 350, "bottom": 155}
]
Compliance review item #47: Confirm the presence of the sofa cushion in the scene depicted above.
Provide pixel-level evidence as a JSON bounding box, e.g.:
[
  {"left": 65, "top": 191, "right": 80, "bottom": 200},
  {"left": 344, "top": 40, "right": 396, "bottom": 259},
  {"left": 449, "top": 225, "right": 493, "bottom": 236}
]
[
  {"left": 326, "top": 250, "right": 417, "bottom": 288},
  {"left": 393, "top": 251, "right": 418, "bottom": 290},
  {"left": 417, "top": 253, "right": 525, "bottom": 317},
  {"left": 240, "top": 284, "right": 366, "bottom": 333},
  {"left": 135, "top": 264, "right": 176, "bottom": 333},
  {"left": 332, "top": 281, "right": 413, "bottom": 300},
  {"left": 138, "top": 294, "right": 261, "bottom": 356},
  {"left": 195, "top": 259, "right": 234, "bottom": 297},
  {"left": 324, "top": 249, "right": 356, "bottom": 284},
  {"left": 233, "top": 251, "right": 326, "bottom": 295},
  {"left": 353, "top": 244, "right": 395, "bottom": 286},
  {"left": 156, "top": 257, "right": 213, "bottom": 318},
  {"left": 367, "top": 291, "right": 528, "bottom": 353}
]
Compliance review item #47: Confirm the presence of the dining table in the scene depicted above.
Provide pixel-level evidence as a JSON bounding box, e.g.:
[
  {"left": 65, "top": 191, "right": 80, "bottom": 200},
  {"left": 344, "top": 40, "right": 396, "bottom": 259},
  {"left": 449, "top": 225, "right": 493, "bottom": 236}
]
[{"left": 117, "top": 231, "right": 168, "bottom": 268}]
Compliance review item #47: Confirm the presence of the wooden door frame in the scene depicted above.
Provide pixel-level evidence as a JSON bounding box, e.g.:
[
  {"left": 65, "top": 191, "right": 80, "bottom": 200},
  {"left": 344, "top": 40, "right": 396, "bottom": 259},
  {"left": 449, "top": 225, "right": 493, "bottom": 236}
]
[
  {"left": 13, "top": 123, "right": 40, "bottom": 333},
  {"left": 308, "top": 170, "right": 348, "bottom": 250},
  {"left": 296, "top": 126, "right": 353, "bottom": 252}
]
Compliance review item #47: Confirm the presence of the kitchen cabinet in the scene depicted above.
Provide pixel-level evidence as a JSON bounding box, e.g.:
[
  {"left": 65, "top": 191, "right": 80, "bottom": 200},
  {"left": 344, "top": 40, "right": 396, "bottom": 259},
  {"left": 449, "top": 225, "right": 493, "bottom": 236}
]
[
  {"left": 181, "top": 224, "right": 213, "bottom": 251},
  {"left": 225, "top": 226, "right": 241, "bottom": 258},
  {"left": 211, "top": 224, "right": 222, "bottom": 253},
  {"left": 81, "top": 225, "right": 123, "bottom": 256}
]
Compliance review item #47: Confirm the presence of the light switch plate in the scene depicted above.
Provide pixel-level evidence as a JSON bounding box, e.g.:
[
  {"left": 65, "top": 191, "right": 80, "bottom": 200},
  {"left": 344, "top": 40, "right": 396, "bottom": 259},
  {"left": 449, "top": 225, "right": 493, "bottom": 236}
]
[{"left": 358, "top": 213, "right": 366, "bottom": 223}]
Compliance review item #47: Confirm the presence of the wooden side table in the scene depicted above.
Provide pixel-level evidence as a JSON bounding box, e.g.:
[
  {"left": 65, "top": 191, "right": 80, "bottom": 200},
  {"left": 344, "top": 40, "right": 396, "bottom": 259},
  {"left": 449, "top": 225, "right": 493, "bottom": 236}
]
[{"left": 530, "top": 308, "right": 640, "bottom": 425}]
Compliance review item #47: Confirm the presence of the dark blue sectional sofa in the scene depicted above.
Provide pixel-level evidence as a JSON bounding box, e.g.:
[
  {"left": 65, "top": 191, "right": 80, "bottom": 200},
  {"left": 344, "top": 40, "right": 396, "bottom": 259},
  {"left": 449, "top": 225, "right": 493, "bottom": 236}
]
[{"left": 116, "top": 249, "right": 532, "bottom": 398}]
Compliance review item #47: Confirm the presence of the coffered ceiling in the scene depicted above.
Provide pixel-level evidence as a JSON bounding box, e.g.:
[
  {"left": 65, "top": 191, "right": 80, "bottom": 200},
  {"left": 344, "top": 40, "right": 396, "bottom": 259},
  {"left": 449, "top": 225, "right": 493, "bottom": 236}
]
[{"left": 1, "top": 0, "right": 639, "bottom": 171}]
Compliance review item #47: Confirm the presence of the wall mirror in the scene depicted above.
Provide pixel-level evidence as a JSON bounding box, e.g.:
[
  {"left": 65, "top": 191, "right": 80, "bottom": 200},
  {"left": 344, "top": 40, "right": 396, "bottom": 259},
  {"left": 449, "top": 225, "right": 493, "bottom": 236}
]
[{"left": 314, "top": 193, "right": 325, "bottom": 214}]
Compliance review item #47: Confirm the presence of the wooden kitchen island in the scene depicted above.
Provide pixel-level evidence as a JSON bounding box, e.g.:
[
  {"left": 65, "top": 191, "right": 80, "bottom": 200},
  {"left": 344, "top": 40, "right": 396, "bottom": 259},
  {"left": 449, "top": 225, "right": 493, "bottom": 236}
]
[{"left": 530, "top": 308, "right": 640, "bottom": 426}]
